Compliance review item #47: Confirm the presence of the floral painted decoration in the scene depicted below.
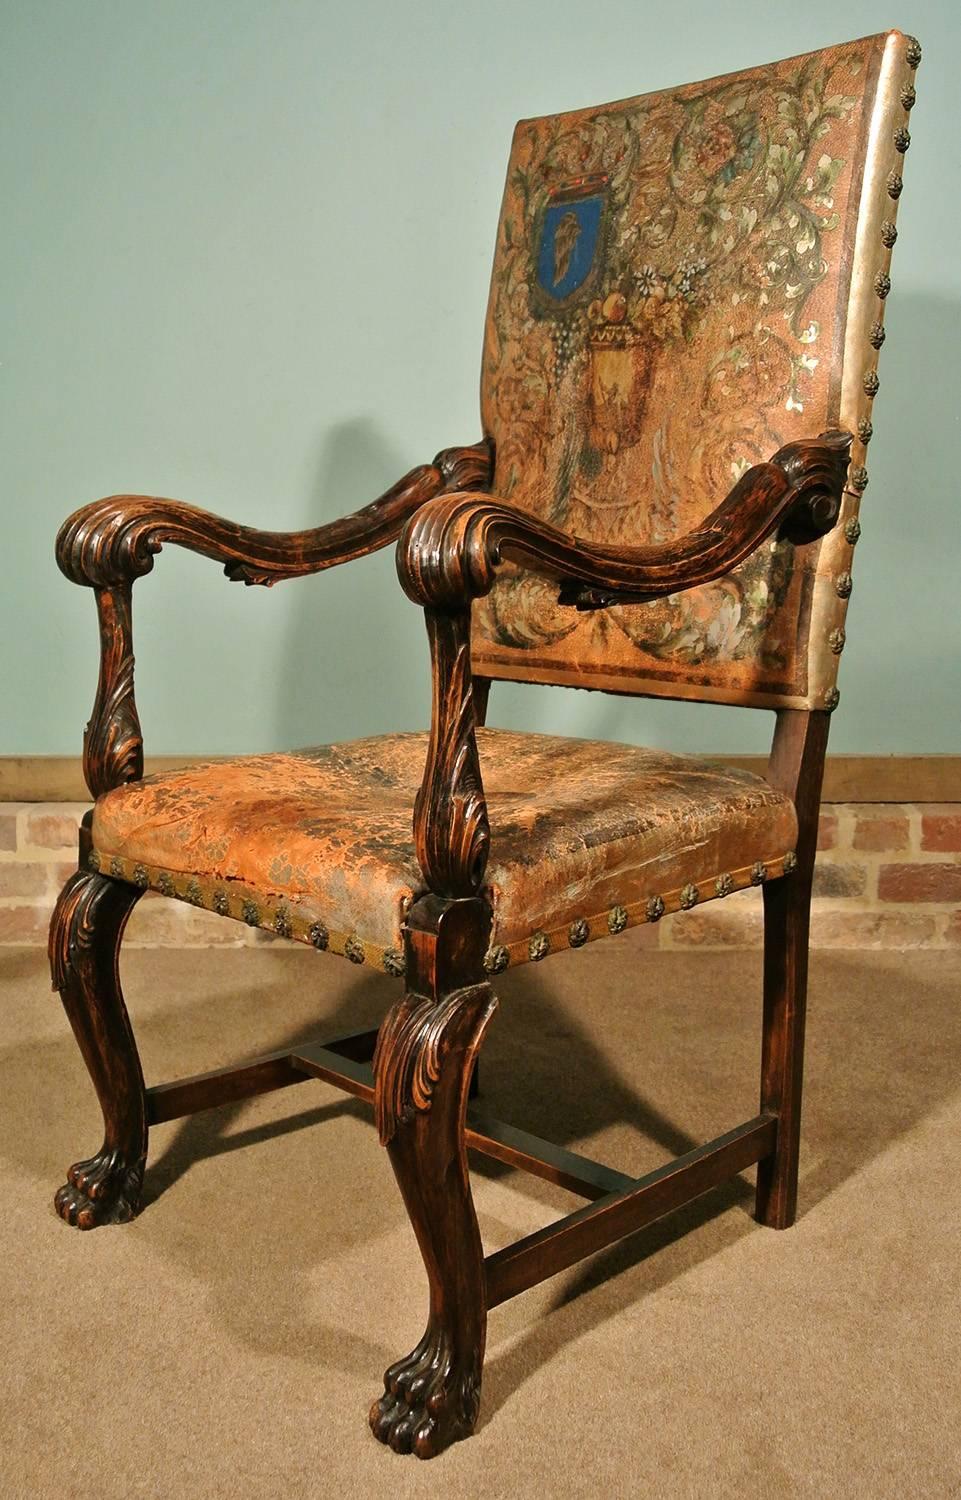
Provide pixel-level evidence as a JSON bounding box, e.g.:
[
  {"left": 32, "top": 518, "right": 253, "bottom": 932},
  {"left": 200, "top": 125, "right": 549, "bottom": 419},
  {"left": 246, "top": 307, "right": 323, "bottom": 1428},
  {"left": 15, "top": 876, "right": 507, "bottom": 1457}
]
[{"left": 475, "top": 41, "right": 879, "bottom": 698}]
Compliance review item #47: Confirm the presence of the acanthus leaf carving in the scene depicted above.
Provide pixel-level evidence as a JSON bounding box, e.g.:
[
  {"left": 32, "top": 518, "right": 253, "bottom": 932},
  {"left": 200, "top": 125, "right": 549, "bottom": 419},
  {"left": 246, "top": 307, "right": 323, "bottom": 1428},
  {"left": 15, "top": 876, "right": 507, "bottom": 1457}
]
[
  {"left": 373, "top": 983, "right": 496, "bottom": 1146},
  {"left": 413, "top": 610, "right": 491, "bottom": 897}
]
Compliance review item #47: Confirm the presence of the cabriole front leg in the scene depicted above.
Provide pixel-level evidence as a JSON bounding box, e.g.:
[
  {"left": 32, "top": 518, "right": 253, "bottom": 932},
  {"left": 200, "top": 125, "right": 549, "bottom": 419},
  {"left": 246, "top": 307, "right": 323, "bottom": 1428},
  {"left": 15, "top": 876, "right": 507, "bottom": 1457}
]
[
  {"left": 49, "top": 869, "right": 147, "bottom": 1229},
  {"left": 369, "top": 898, "right": 497, "bottom": 1459}
]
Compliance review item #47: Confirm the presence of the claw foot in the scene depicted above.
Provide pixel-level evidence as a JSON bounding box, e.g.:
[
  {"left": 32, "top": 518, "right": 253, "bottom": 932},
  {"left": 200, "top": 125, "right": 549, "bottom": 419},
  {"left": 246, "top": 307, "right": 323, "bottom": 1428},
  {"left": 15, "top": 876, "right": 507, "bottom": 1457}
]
[
  {"left": 369, "top": 1327, "right": 481, "bottom": 1459},
  {"left": 54, "top": 1147, "right": 145, "bottom": 1229}
]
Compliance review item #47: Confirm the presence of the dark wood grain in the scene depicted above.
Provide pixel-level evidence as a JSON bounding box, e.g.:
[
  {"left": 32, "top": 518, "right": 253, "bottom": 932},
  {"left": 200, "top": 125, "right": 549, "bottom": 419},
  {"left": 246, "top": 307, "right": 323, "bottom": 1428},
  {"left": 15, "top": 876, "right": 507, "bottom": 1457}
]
[
  {"left": 485, "top": 1114, "right": 777, "bottom": 1308},
  {"left": 369, "top": 894, "right": 495, "bottom": 1458},
  {"left": 56, "top": 439, "right": 493, "bottom": 589},
  {"left": 755, "top": 708, "right": 831, "bottom": 1228},
  {"left": 146, "top": 1026, "right": 381, "bottom": 1124},
  {"left": 464, "top": 1111, "right": 635, "bottom": 1201},
  {"left": 84, "top": 584, "right": 142, "bottom": 796},
  {"left": 147, "top": 1048, "right": 310, "bottom": 1124},
  {"left": 48, "top": 869, "right": 147, "bottom": 1227},
  {"left": 413, "top": 610, "right": 491, "bottom": 897}
]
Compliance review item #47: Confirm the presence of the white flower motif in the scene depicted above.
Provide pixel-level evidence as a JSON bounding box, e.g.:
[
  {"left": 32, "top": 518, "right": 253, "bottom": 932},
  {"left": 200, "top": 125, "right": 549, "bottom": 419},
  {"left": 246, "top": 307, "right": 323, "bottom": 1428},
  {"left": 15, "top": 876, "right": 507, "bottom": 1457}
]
[{"left": 635, "top": 264, "right": 659, "bottom": 297}]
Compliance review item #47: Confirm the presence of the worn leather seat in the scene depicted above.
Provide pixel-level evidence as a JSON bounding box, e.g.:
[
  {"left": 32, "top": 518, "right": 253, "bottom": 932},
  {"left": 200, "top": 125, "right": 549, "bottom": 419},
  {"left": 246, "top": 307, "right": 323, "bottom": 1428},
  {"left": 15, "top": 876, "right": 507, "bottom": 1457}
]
[{"left": 91, "top": 729, "right": 797, "bottom": 974}]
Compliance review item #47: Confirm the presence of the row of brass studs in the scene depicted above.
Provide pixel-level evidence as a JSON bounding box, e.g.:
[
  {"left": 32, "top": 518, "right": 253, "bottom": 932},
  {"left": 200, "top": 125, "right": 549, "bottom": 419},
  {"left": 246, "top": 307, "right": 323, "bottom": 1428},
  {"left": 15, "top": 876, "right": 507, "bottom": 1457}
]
[
  {"left": 483, "top": 851, "right": 797, "bottom": 972},
  {"left": 97, "top": 841, "right": 797, "bottom": 979},
  {"left": 89, "top": 849, "right": 407, "bottom": 976},
  {"left": 833, "top": 39, "right": 919, "bottom": 713}
]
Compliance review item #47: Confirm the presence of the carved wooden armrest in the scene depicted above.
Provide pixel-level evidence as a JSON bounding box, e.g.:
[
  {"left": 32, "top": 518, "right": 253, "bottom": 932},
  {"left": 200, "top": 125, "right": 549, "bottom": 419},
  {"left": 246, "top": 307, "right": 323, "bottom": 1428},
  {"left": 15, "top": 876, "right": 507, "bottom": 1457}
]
[
  {"left": 398, "top": 430, "right": 852, "bottom": 611},
  {"left": 58, "top": 440, "right": 492, "bottom": 797},
  {"left": 396, "top": 430, "right": 851, "bottom": 902}
]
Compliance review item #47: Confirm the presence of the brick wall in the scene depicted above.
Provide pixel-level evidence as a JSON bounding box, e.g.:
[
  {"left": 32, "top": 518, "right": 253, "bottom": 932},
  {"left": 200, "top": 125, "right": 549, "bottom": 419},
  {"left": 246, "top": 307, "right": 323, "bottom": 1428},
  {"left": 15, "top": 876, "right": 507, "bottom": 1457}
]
[
  {"left": 0, "top": 804, "right": 250, "bottom": 949},
  {"left": 1, "top": 801, "right": 959, "bottom": 950}
]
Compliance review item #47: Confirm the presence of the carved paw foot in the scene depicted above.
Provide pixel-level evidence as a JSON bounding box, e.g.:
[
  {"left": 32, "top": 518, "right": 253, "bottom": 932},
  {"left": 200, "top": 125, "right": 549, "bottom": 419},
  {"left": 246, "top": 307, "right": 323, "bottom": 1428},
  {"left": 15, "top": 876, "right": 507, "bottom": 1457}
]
[
  {"left": 54, "top": 1147, "right": 145, "bottom": 1229},
  {"left": 369, "top": 1328, "right": 480, "bottom": 1459}
]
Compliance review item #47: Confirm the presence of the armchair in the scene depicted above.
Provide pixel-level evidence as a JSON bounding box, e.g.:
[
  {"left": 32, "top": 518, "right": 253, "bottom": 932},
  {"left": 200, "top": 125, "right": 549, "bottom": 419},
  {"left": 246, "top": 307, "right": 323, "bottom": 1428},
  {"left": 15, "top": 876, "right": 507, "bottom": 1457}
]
[{"left": 47, "top": 30, "right": 920, "bottom": 1460}]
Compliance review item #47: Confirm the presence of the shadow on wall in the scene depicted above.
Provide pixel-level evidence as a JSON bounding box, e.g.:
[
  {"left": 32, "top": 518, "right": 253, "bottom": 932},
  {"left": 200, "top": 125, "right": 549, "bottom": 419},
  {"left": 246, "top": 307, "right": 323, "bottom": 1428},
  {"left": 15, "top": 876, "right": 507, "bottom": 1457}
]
[
  {"left": 842, "top": 288, "right": 961, "bottom": 749},
  {"left": 272, "top": 289, "right": 959, "bottom": 757},
  {"left": 272, "top": 419, "right": 433, "bottom": 749}
]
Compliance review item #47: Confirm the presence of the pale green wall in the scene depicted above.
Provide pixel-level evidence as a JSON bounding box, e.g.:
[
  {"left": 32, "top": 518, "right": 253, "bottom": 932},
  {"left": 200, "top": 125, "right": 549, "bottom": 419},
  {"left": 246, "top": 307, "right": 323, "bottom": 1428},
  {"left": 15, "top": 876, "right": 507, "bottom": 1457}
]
[{"left": 2, "top": 0, "right": 958, "bottom": 758}]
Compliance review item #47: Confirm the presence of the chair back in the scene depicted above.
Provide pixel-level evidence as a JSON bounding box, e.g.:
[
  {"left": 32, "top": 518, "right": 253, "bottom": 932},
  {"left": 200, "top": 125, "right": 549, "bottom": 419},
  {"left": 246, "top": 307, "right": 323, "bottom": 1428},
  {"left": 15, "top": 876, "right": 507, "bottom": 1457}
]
[{"left": 472, "top": 31, "right": 919, "bottom": 712}]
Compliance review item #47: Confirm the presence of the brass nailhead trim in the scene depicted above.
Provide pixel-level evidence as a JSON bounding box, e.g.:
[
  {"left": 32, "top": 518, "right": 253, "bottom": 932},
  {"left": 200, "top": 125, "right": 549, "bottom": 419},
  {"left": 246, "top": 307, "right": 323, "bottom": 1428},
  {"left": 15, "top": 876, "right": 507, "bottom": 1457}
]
[
  {"left": 829, "top": 627, "right": 846, "bottom": 655},
  {"left": 900, "top": 85, "right": 916, "bottom": 110},
  {"left": 568, "top": 918, "right": 589, "bottom": 948},
  {"left": 750, "top": 862, "right": 767, "bottom": 886},
  {"left": 849, "top": 465, "right": 868, "bottom": 493},
  {"left": 783, "top": 851, "right": 798, "bottom": 875},
  {"left": 836, "top": 571, "right": 853, "bottom": 598},
  {"left": 905, "top": 37, "right": 921, "bottom": 68},
  {"left": 874, "top": 272, "right": 891, "bottom": 300},
  {"left": 880, "top": 221, "right": 898, "bottom": 249},
  {"left": 863, "top": 371, "right": 880, "bottom": 397},
  {"left": 824, "top": 686, "right": 841, "bottom": 713},
  {"left": 894, "top": 127, "right": 910, "bottom": 153},
  {"left": 86, "top": 851, "right": 411, "bottom": 975},
  {"left": 383, "top": 949, "right": 406, "bottom": 977},
  {"left": 89, "top": 848, "right": 816, "bottom": 980},
  {"left": 844, "top": 517, "right": 861, "bottom": 545},
  {"left": 529, "top": 931, "right": 550, "bottom": 962},
  {"left": 857, "top": 418, "right": 873, "bottom": 444},
  {"left": 887, "top": 172, "right": 903, "bottom": 200},
  {"left": 868, "top": 322, "right": 886, "bottom": 349},
  {"left": 344, "top": 936, "right": 365, "bottom": 965}
]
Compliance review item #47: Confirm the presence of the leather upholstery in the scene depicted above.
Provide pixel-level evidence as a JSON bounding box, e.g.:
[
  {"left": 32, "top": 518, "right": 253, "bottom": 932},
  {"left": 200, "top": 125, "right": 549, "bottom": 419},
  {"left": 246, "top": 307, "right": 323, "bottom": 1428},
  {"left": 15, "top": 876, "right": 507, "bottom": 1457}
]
[
  {"left": 91, "top": 730, "right": 797, "bottom": 973},
  {"left": 474, "top": 31, "right": 917, "bottom": 712}
]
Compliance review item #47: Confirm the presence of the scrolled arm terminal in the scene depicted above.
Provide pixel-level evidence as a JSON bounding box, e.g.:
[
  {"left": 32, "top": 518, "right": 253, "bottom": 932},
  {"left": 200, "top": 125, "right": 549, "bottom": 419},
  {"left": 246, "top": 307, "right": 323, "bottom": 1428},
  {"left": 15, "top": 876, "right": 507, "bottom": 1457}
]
[{"left": 56, "top": 439, "right": 493, "bottom": 590}]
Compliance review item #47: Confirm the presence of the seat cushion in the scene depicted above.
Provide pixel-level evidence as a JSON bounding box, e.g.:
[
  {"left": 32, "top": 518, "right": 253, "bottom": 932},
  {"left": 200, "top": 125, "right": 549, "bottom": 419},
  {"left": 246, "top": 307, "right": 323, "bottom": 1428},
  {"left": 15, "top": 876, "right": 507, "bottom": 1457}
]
[{"left": 91, "top": 730, "right": 797, "bottom": 974}]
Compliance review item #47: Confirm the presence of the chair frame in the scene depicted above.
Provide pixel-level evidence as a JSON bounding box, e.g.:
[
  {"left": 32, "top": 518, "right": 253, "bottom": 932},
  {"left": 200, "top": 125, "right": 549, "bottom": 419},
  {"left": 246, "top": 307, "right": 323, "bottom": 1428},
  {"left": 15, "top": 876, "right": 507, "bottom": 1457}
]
[{"left": 49, "top": 425, "right": 849, "bottom": 1457}]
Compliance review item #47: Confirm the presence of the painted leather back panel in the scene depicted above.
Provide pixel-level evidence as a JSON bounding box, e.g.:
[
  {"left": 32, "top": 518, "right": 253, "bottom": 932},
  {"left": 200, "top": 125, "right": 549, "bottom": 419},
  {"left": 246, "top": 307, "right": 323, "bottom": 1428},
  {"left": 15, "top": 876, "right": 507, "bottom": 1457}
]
[{"left": 473, "top": 32, "right": 918, "bottom": 709}]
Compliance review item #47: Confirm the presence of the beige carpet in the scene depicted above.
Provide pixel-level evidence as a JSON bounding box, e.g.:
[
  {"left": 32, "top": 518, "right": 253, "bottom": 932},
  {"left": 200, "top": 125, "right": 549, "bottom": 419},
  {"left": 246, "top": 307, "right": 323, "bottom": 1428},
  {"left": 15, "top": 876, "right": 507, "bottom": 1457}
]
[{"left": 1, "top": 938, "right": 959, "bottom": 1499}]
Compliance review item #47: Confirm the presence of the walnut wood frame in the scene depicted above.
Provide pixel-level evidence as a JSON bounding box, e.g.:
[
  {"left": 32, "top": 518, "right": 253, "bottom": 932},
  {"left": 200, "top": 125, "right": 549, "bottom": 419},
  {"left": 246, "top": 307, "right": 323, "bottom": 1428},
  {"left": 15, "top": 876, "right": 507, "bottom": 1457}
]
[{"left": 49, "top": 428, "right": 848, "bottom": 1456}]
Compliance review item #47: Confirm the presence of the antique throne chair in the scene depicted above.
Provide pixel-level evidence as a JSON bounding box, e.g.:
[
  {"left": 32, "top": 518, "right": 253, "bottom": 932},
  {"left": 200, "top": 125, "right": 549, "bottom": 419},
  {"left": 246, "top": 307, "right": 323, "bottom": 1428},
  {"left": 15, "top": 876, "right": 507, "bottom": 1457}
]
[{"left": 49, "top": 31, "right": 919, "bottom": 1459}]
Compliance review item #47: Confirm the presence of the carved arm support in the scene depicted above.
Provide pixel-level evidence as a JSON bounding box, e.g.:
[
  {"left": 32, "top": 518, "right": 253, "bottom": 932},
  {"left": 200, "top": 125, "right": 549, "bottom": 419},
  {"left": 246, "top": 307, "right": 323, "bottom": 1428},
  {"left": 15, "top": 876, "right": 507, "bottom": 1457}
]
[
  {"left": 58, "top": 440, "right": 492, "bottom": 797},
  {"left": 396, "top": 429, "right": 851, "bottom": 899}
]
